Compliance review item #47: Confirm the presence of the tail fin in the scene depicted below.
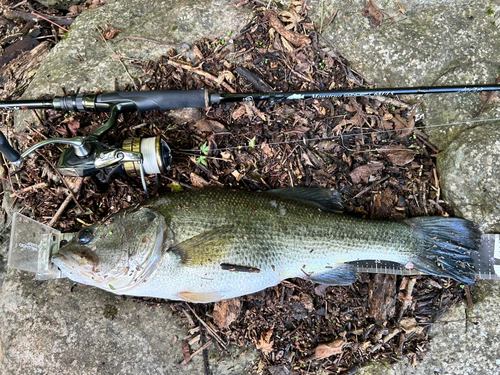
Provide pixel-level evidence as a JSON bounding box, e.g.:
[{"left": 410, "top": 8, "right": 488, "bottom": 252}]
[{"left": 406, "top": 217, "right": 481, "bottom": 284}]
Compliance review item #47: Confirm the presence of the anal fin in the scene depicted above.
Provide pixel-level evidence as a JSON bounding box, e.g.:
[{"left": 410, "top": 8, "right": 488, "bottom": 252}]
[{"left": 308, "top": 264, "right": 358, "bottom": 286}]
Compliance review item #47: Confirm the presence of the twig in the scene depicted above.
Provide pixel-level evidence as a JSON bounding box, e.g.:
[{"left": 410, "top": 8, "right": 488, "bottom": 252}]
[
  {"left": 179, "top": 339, "right": 213, "bottom": 366},
  {"left": 352, "top": 175, "right": 390, "bottom": 199},
  {"left": 9, "top": 182, "right": 47, "bottom": 197},
  {"left": 3, "top": 9, "right": 74, "bottom": 26},
  {"left": 167, "top": 60, "right": 236, "bottom": 93},
  {"left": 184, "top": 303, "right": 228, "bottom": 350},
  {"left": 31, "top": 11, "right": 69, "bottom": 32},
  {"left": 96, "top": 28, "right": 139, "bottom": 90},
  {"left": 48, "top": 177, "right": 83, "bottom": 227}
]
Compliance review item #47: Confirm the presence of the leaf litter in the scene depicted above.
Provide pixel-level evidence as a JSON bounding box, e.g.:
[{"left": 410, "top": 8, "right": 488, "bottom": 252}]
[{"left": 0, "top": 0, "right": 471, "bottom": 374}]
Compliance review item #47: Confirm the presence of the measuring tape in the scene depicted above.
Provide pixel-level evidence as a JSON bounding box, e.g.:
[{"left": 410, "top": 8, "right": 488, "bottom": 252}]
[{"left": 348, "top": 234, "right": 500, "bottom": 280}]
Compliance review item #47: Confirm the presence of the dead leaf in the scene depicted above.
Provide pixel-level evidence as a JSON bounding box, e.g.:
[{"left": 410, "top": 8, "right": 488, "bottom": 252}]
[
  {"left": 231, "top": 170, "right": 243, "bottom": 181},
  {"left": 190, "top": 173, "right": 209, "bottom": 187},
  {"left": 393, "top": 114, "right": 414, "bottom": 139},
  {"left": 67, "top": 119, "right": 80, "bottom": 136},
  {"left": 265, "top": 10, "right": 310, "bottom": 48},
  {"left": 378, "top": 145, "right": 418, "bottom": 166},
  {"left": 221, "top": 151, "right": 233, "bottom": 160},
  {"left": 314, "top": 284, "right": 329, "bottom": 297},
  {"left": 100, "top": 24, "right": 121, "bottom": 40},
  {"left": 395, "top": 1, "right": 405, "bottom": 14},
  {"left": 192, "top": 119, "right": 227, "bottom": 133},
  {"left": 399, "top": 317, "right": 417, "bottom": 333},
  {"left": 361, "top": 0, "right": 383, "bottom": 27},
  {"left": 141, "top": 237, "right": 150, "bottom": 243},
  {"left": 281, "top": 36, "right": 295, "bottom": 52},
  {"left": 262, "top": 143, "right": 273, "bottom": 157},
  {"left": 181, "top": 340, "right": 191, "bottom": 363},
  {"left": 232, "top": 105, "right": 247, "bottom": 120},
  {"left": 279, "top": 10, "right": 303, "bottom": 31},
  {"left": 350, "top": 162, "right": 384, "bottom": 184},
  {"left": 310, "top": 339, "right": 345, "bottom": 360},
  {"left": 255, "top": 327, "right": 274, "bottom": 355},
  {"left": 212, "top": 298, "right": 242, "bottom": 329},
  {"left": 217, "top": 70, "right": 236, "bottom": 85},
  {"left": 193, "top": 45, "right": 204, "bottom": 59}
]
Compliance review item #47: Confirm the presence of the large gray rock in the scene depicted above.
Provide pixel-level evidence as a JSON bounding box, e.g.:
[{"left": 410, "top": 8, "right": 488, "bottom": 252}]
[
  {"left": 358, "top": 280, "right": 500, "bottom": 375},
  {"left": 437, "top": 123, "right": 500, "bottom": 232},
  {"left": 309, "top": 0, "right": 500, "bottom": 150},
  {"left": 16, "top": 0, "right": 251, "bottom": 130},
  {"left": 0, "top": 269, "right": 257, "bottom": 375}
]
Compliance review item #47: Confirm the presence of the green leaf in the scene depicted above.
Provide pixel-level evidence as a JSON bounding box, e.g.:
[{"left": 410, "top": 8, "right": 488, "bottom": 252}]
[
  {"left": 200, "top": 141, "right": 210, "bottom": 156},
  {"left": 248, "top": 136, "right": 256, "bottom": 148},
  {"left": 196, "top": 155, "right": 208, "bottom": 167},
  {"left": 167, "top": 182, "right": 183, "bottom": 192},
  {"left": 109, "top": 284, "right": 115, "bottom": 290}
]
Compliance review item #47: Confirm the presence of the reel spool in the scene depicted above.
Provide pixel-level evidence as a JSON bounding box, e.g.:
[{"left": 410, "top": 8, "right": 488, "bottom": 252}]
[{"left": 121, "top": 134, "right": 172, "bottom": 177}]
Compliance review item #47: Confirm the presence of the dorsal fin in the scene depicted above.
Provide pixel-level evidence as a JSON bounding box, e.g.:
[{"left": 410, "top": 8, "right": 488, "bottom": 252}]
[{"left": 266, "top": 187, "right": 344, "bottom": 212}]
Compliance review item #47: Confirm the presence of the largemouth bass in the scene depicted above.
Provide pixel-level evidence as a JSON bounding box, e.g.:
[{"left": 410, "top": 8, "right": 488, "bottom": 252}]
[{"left": 51, "top": 188, "right": 481, "bottom": 303}]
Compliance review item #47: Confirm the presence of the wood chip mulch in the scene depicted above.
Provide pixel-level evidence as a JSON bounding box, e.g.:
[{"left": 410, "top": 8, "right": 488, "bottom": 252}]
[{"left": 0, "top": 1, "right": 469, "bottom": 374}]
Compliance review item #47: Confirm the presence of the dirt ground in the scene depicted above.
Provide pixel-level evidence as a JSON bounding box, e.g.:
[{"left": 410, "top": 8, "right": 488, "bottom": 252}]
[{"left": 0, "top": 1, "right": 472, "bottom": 374}]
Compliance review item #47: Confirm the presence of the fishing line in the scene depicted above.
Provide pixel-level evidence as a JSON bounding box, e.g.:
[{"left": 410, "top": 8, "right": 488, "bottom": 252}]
[{"left": 174, "top": 116, "right": 500, "bottom": 154}]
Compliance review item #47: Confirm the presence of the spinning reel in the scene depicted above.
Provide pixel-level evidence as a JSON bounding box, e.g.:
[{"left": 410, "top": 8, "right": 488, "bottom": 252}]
[{"left": 0, "top": 101, "right": 172, "bottom": 194}]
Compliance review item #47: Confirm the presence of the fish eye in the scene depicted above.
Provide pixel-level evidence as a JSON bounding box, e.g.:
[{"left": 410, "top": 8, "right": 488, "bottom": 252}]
[{"left": 77, "top": 230, "right": 92, "bottom": 244}]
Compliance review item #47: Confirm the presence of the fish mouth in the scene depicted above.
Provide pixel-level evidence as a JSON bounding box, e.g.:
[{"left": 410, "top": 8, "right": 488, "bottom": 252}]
[{"left": 51, "top": 244, "right": 99, "bottom": 271}]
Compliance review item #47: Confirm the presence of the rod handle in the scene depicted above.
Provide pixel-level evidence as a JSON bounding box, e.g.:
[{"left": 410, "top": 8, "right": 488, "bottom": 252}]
[
  {"left": 97, "top": 90, "right": 209, "bottom": 112},
  {"left": 0, "top": 131, "right": 21, "bottom": 163}
]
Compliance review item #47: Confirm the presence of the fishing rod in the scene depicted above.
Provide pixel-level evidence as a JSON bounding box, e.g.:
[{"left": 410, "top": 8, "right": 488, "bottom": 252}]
[{"left": 0, "top": 83, "right": 498, "bottom": 193}]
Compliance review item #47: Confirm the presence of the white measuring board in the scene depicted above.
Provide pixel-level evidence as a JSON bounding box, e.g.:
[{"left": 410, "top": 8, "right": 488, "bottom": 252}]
[{"left": 347, "top": 234, "right": 500, "bottom": 281}]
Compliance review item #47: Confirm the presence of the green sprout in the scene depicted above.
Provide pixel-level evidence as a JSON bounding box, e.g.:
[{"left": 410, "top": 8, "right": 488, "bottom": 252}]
[{"left": 196, "top": 141, "right": 210, "bottom": 167}]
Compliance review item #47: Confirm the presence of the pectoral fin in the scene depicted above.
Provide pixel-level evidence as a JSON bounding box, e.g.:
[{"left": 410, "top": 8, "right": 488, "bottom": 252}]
[
  {"left": 309, "top": 264, "right": 358, "bottom": 286},
  {"left": 167, "top": 228, "right": 234, "bottom": 266},
  {"left": 267, "top": 187, "right": 344, "bottom": 212}
]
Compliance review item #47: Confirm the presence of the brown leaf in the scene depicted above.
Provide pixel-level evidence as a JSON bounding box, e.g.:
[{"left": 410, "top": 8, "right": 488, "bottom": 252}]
[
  {"left": 232, "top": 105, "right": 247, "bottom": 120},
  {"left": 192, "top": 119, "right": 227, "bottom": 133},
  {"left": 314, "top": 284, "right": 329, "bottom": 297},
  {"left": 142, "top": 237, "right": 150, "bottom": 243},
  {"left": 350, "top": 162, "right": 384, "bottom": 184},
  {"left": 265, "top": 10, "right": 310, "bottom": 48},
  {"left": 67, "top": 119, "right": 80, "bottom": 136},
  {"left": 212, "top": 298, "right": 242, "bottom": 329},
  {"left": 190, "top": 173, "right": 209, "bottom": 187},
  {"left": 395, "top": 1, "right": 405, "bottom": 14},
  {"left": 255, "top": 327, "right": 274, "bottom": 355},
  {"left": 181, "top": 340, "right": 191, "bottom": 363},
  {"left": 361, "top": 0, "right": 383, "bottom": 27},
  {"left": 311, "top": 339, "right": 345, "bottom": 360},
  {"left": 378, "top": 145, "right": 418, "bottom": 166},
  {"left": 193, "top": 45, "right": 204, "bottom": 60},
  {"left": 100, "top": 24, "right": 121, "bottom": 40},
  {"left": 399, "top": 317, "right": 417, "bottom": 333}
]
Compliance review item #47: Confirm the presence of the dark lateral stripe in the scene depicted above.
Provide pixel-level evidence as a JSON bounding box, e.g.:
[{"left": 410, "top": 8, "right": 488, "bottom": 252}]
[{"left": 220, "top": 263, "right": 260, "bottom": 273}]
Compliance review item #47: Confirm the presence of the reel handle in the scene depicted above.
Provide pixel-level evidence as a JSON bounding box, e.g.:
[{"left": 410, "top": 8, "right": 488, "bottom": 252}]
[{"left": 0, "top": 131, "right": 21, "bottom": 163}]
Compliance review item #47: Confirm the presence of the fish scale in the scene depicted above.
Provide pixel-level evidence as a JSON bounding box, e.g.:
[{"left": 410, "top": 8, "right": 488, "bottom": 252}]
[{"left": 50, "top": 188, "right": 481, "bottom": 303}]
